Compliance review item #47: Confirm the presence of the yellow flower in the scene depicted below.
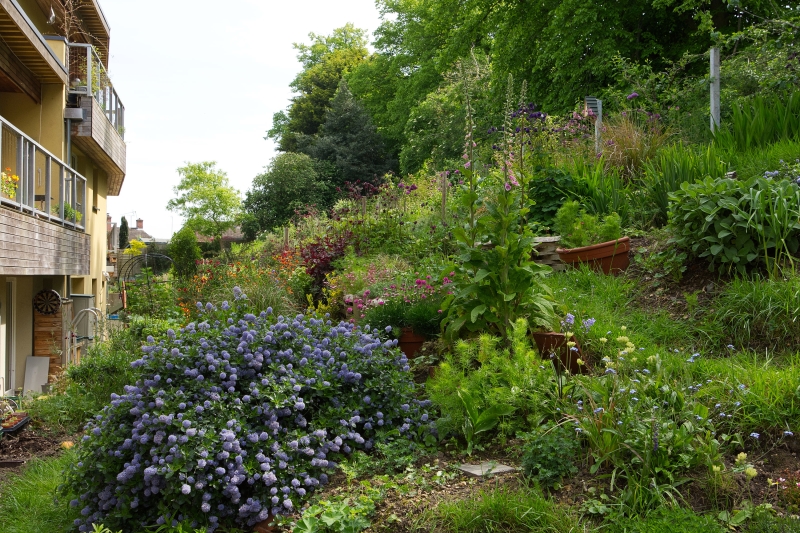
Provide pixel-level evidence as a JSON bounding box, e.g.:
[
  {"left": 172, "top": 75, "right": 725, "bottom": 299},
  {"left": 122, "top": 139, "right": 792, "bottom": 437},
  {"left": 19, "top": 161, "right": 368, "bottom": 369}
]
[
  {"left": 621, "top": 326, "right": 627, "bottom": 331},
  {"left": 647, "top": 355, "right": 657, "bottom": 364},
  {"left": 736, "top": 452, "right": 748, "bottom": 465},
  {"left": 599, "top": 337, "right": 607, "bottom": 343},
  {"left": 577, "top": 358, "right": 585, "bottom": 366},
  {"left": 745, "top": 467, "right": 757, "bottom": 479},
  {"left": 61, "top": 441, "right": 74, "bottom": 449},
  {"left": 564, "top": 331, "right": 574, "bottom": 338},
  {"left": 712, "top": 465, "right": 721, "bottom": 473},
  {"left": 616, "top": 336, "right": 629, "bottom": 343},
  {"left": 566, "top": 341, "right": 576, "bottom": 348}
]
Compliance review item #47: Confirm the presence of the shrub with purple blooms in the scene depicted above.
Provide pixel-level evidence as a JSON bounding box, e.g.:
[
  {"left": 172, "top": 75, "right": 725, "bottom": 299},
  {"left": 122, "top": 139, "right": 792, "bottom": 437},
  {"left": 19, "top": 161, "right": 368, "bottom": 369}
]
[{"left": 61, "top": 289, "right": 433, "bottom": 532}]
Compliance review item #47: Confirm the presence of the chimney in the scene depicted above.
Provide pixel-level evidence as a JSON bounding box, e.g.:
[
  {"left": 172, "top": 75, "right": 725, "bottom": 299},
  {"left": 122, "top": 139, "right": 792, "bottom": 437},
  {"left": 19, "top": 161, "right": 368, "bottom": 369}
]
[
  {"left": 107, "top": 214, "right": 112, "bottom": 233},
  {"left": 136, "top": 218, "right": 143, "bottom": 230}
]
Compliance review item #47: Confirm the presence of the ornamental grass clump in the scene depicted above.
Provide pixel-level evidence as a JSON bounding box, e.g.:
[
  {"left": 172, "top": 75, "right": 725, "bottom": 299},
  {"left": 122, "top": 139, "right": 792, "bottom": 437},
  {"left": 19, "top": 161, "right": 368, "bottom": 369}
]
[{"left": 61, "top": 288, "right": 433, "bottom": 532}]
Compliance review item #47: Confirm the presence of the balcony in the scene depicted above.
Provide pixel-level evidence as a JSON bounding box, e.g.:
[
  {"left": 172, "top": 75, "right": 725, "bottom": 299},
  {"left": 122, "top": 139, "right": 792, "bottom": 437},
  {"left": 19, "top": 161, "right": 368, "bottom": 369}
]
[
  {"left": 67, "top": 42, "right": 126, "bottom": 195},
  {"left": 0, "top": 113, "right": 90, "bottom": 276}
]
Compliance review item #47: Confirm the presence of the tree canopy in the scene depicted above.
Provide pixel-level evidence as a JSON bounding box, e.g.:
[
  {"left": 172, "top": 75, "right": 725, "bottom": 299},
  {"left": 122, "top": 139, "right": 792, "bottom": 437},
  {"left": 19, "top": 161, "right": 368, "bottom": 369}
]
[
  {"left": 242, "top": 152, "right": 328, "bottom": 239},
  {"left": 166, "top": 162, "right": 241, "bottom": 246},
  {"left": 304, "top": 80, "right": 392, "bottom": 187},
  {"left": 268, "top": 24, "right": 369, "bottom": 152}
]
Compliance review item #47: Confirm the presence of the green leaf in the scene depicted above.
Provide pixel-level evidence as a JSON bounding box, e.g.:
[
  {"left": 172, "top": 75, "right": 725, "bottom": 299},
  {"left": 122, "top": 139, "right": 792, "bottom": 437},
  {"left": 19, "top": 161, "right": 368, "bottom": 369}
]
[
  {"left": 470, "top": 304, "right": 487, "bottom": 323},
  {"left": 474, "top": 269, "right": 491, "bottom": 282}
]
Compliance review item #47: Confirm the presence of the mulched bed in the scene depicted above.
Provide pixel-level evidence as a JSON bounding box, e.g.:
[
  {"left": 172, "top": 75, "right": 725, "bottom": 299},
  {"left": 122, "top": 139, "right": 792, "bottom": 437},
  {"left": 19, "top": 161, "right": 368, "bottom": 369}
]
[{"left": 0, "top": 424, "right": 70, "bottom": 490}]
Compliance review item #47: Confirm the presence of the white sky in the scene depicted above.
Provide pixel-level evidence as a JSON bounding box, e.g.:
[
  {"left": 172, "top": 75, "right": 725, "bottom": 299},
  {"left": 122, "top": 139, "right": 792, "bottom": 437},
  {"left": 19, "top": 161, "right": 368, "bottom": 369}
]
[{"left": 103, "top": 0, "right": 383, "bottom": 239}]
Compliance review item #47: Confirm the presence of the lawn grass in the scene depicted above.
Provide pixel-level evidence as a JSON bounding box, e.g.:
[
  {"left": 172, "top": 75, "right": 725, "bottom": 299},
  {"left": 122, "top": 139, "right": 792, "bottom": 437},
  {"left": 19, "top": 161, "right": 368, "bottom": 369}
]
[
  {"left": 413, "top": 486, "right": 581, "bottom": 532},
  {"left": 0, "top": 452, "right": 77, "bottom": 533}
]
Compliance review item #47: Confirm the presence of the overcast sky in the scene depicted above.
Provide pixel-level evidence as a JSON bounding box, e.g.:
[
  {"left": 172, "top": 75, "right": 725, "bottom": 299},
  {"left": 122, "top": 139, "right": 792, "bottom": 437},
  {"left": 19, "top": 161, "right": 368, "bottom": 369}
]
[{"left": 103, "top": 0, "right": 383, "bottom": 239}]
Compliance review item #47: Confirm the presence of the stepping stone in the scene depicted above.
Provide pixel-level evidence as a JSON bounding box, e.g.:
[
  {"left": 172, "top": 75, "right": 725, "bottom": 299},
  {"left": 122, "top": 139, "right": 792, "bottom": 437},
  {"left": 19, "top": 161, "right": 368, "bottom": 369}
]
[{"left": 457, "top": 461, "right": 518, "bottom": 477}]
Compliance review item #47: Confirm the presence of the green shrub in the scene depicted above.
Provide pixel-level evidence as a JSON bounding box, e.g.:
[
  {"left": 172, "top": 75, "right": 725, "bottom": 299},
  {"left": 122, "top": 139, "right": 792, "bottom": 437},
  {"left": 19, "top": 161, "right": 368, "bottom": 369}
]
[
  {"left": 553, "top": 200, "right": 622, "bottom": 248},
  {"left": 520, "top": 423, "right": 580, "bottom": 488},
  {"left": 169, "top": 226, "right": 202, "bottom": 280},
  {"left": 668, "top": 176, "right": 800, "bottom": 275},
  {"left": 528, "top": 167, "right": 575, "bottom": 228},
  {"left": 62, "top": 292, "right": 434, "bottom": 532},
  {"left": 427, "top": 322, "right": 558, "bottom": 442},
  {"left": 26, "top": 326, "right": 148, "bottom": 432}
]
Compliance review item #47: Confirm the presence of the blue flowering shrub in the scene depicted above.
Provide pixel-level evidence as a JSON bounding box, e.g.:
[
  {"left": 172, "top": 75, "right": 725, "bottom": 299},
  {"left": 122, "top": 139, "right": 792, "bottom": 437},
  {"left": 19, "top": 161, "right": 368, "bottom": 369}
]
[{"left": 61, "top": 290, "right": 433, "bottom": 532}]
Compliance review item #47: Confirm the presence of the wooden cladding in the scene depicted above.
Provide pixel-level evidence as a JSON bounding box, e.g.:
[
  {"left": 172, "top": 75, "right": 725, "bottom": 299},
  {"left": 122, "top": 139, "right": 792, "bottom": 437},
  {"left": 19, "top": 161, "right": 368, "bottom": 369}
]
[
  {"left": 72, "top": 96, "right": 125, "bottom": 196},
  {"left": 33, "top": 300, "right": 71, "bottom": 377},
  {"left": 0, "top": 207, "right": 90, "bottom": 275},
  {"left": 0, "top": 38, "right": 40, "bottom": 103}
]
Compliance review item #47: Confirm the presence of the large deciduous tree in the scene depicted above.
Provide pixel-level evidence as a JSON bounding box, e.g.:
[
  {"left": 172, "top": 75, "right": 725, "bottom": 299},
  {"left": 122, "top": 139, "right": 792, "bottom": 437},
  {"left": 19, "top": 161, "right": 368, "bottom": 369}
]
[
  {"left": 268, "top": 24, "right": 369, "bottom": 152},
  {"left": 166, "top": 162, "right": 241, "bottom": 247},
  {"left": 242, "top": 152, "right": 328, "bottom": 239}
]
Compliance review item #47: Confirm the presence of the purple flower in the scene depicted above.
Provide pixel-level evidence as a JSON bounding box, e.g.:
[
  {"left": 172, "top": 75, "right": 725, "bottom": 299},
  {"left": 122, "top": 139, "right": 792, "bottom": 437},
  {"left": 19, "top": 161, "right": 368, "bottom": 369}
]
[{"left": 627, "top": 92, "right": 639, "bottom": 100}]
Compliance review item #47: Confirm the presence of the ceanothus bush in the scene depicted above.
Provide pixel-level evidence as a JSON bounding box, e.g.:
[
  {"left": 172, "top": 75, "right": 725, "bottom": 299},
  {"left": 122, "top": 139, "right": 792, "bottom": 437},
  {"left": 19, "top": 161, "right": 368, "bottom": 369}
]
[{"left": 61, "top": 288, "right": 433, "bottom": 532}]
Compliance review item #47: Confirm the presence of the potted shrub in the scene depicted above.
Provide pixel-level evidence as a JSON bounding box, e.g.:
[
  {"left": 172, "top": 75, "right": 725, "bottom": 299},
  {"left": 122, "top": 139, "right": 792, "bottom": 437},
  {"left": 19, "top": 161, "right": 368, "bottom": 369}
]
[
  {"left": 552, "top": 200, "right": 630, "bottom": 274},
  {"left": 362, "top": 295, "right": 443, "bottom": 358}
]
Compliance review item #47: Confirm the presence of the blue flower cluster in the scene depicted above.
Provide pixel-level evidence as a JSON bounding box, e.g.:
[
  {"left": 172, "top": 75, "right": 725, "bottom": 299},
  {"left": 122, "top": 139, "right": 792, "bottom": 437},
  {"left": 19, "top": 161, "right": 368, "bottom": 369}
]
[{"left": 62, "top": 293, "right": 433, "bottom": 532}]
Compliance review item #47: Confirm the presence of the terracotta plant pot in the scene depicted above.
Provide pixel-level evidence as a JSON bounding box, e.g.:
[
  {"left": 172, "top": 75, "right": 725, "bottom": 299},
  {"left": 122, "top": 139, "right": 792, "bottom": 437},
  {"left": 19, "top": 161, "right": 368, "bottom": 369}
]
[
  {"left": 253, "top": 516, "right": 276, "bottom": 533},
  {"left": 398, "top": 327, "right": 425, "bottom": 358},
  {"left": 531, "top": 332, "right": 587, "bottom": 374},
  {"left": 556, "top": 236, "right": 631, "bottom": 275}
]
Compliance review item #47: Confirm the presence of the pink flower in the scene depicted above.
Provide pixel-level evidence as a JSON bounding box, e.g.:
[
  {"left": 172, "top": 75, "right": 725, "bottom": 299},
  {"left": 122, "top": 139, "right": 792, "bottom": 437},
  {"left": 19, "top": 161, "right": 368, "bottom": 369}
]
[
  {"left": 437, "top": 309, "right": 443, "bottom": 314},
  {"left": 347, "top": 307, "right": 353, "bottom": 313}
]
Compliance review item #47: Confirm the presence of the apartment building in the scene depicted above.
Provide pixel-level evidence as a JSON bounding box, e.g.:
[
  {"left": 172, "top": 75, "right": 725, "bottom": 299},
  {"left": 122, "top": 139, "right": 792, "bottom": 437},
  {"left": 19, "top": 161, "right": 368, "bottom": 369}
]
[{"left": 0, "top": 0, "right": 126, "bottom": 393}]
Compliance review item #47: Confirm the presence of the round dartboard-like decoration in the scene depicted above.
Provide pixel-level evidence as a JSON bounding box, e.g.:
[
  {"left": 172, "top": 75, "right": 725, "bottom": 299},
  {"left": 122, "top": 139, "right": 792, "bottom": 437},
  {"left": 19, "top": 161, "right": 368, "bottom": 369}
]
[{"left": 33, "top": 289, "right": 62, "bottom": 315}]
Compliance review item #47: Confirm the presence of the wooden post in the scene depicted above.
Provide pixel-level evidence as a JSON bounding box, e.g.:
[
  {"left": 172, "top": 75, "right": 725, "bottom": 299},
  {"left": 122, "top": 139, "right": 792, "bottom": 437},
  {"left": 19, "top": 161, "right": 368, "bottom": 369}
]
[
  {"left": 361, "top": 197, "right": 367, "bottom": 219},
  {"left": 710, "top": 47, "right": 720, "bottom": 133},
  {"left": 282, "top": 227, "right": 289, "bottom": 250},
  {"left": 594, "top": 99, "right": 603, "bottom": 154},
  {"left": 441, "top": 173, "right": 447, "bottom": 224}
]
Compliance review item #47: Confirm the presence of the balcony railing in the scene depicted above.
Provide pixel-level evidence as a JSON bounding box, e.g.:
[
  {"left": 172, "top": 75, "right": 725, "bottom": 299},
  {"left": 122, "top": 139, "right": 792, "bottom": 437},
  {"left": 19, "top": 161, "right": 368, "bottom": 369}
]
[
  {"left": 0, "top": 115, "right": 86, "bottom": 231},
  {"left": 67, "top": 43, "right": 125, "bottom": 139}
]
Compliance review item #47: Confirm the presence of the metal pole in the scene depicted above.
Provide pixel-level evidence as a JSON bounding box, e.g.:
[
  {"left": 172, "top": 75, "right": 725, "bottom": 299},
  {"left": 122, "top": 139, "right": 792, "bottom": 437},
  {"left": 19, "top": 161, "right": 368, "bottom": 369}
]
[{"left": 710, "top": 47, "right": 720, "bottom": 133}]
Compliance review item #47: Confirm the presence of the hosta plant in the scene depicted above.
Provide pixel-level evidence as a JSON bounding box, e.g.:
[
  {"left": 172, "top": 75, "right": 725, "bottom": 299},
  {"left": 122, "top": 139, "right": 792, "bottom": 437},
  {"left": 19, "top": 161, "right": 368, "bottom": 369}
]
[{"left": 61, "top": 289, "right": 433, "bottom": 532}]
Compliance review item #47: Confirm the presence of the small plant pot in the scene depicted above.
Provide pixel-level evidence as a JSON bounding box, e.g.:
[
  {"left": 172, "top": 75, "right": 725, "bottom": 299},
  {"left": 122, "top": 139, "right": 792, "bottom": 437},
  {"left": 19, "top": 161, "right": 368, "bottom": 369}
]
[
  {"left": 531, "top": 332, "right": 587, "bottom": 374},
  {"left": 556, "top": 236, "right": 631, "bottom": 275},
  {"left": 253, "top": 515, "right": 276, "bottom": 533},
  {"left": 398, "top": 327, "right": 426, "bottom": 358}
]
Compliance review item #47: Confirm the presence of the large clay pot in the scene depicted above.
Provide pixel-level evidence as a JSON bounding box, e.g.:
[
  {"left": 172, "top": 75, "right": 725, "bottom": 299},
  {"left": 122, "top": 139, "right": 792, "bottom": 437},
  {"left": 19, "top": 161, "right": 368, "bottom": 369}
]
[
  {"left": 556, "top": 236, "right": 631, "bottom": 275},
  {"left": 398, "top": 327, "right": 425, "bottom": 358},
  {"left": 531, "top": 331, "right": 587, "bottom": 374}
]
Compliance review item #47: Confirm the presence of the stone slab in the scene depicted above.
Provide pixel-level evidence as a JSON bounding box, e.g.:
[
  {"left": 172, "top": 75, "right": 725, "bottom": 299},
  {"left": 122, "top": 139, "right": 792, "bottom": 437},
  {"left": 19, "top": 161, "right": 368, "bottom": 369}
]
[{"left": 457, "top": 462, "right": 518, "bottom": 477}]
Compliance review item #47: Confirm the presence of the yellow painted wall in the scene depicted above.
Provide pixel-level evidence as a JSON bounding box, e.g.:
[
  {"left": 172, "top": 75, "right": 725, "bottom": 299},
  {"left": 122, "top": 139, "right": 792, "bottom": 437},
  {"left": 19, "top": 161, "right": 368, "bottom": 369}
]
[
  {"left": 17, "top": 0, "right": 48, "bottom": 33},
  {"left": 69, "top": 151, "right": 108, "bottom": 313},
  {"left": 0, "top": 85, "right": 65, "bottom": 158}
]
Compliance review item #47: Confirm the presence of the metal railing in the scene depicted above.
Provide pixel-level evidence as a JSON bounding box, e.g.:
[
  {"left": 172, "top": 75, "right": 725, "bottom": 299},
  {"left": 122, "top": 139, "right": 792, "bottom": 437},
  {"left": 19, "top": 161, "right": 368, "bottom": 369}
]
[
  {"left": 67, "top": 43, "right": 125, "bottom": 139},
  {"left": 0, "top": 115, "right": 86, "bottom": 231}
]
